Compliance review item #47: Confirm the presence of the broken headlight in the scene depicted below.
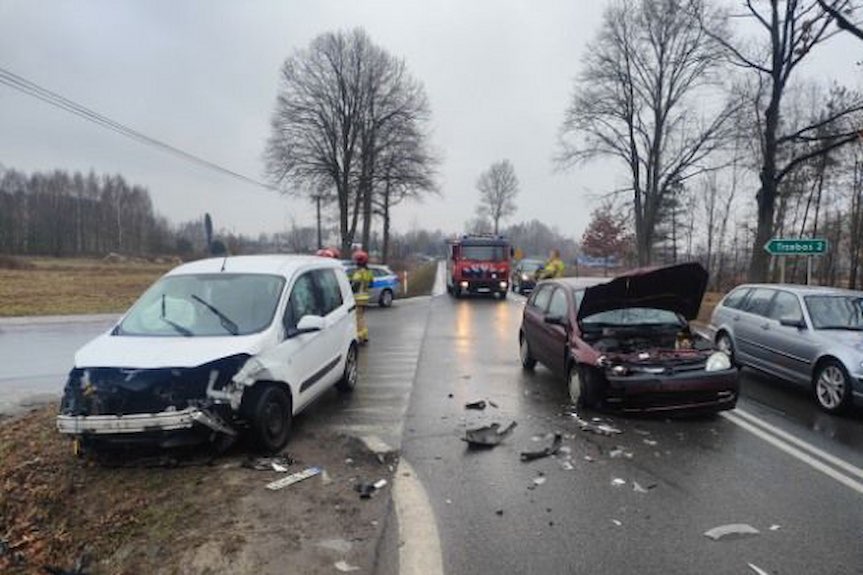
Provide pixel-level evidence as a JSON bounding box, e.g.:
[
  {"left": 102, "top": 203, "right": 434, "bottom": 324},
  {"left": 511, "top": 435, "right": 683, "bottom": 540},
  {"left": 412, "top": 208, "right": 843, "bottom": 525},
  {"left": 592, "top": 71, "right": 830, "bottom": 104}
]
[{"left": 705, "top": 352, "right": 732, "bottom": 372}]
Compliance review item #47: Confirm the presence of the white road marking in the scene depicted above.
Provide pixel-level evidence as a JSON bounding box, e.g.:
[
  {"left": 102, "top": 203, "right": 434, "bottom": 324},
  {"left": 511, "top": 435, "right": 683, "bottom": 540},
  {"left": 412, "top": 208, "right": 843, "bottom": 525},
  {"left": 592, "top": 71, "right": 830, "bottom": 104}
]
[
  {"left": 393, "top": 458, "right": 444, "bottom": 575},
  {"left": 721, "top": 411, "right": 863, "bottom": 495},
  {"left": 432, "top": 261, "right": 446, "bottom": 297},
  {"left": 733, "top": 407, "right": 863, "bottom": 481}
]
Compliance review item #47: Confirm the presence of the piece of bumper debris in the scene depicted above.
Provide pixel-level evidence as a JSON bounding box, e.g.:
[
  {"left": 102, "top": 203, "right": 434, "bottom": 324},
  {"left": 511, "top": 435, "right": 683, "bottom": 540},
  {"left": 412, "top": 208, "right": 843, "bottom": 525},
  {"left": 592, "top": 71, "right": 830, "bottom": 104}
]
[
  {"left": 334, "top": 560, "right": 361, "bottom": 572},
  {"left": 265, "top": 466, "right": 322, "bottom": 491},
  {"left": 462, "top": 422, "right": 517, "bottom": 448},
  {"left": 465, "top": 400, "right": 487, "bottom": 410},
  {"left": 703, "top": 523, "right": 760, "bottom": 541},
  {"left": 243, "top": 456, "right": 294, "bottom": 471},
  {"left": 521, "top": 433, "right": 563, "bottom": 461}
]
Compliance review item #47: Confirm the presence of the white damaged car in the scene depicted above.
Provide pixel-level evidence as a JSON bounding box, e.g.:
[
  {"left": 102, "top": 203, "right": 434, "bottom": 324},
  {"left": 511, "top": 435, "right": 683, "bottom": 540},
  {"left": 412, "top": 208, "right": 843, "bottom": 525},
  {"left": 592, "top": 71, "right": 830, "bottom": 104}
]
[{"left": 57, "top": 255, "right": 358, "bottom": 453}]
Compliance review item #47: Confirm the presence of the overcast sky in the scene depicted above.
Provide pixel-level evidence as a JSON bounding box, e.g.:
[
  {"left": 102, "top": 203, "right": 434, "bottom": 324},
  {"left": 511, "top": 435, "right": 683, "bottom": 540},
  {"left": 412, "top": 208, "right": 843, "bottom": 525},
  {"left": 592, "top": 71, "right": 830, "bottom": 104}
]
[{"left": 0, "top": 1, "right": 860, "bottom": 240}]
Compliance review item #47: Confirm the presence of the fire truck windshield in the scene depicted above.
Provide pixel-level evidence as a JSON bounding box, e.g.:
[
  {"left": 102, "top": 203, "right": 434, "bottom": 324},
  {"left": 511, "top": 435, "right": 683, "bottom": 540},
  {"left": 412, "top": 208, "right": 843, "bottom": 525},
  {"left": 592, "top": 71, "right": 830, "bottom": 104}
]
[{"left": 461, "top": 245, "right": 508, "bottom": 261}]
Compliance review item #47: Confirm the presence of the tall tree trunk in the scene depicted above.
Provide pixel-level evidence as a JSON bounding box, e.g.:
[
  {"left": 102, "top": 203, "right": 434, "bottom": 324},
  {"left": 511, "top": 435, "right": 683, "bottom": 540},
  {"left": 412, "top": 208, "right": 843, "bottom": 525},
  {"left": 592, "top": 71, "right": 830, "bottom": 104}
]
[{"left": 382, "top": 187, "right": 391, "bottom": 264}]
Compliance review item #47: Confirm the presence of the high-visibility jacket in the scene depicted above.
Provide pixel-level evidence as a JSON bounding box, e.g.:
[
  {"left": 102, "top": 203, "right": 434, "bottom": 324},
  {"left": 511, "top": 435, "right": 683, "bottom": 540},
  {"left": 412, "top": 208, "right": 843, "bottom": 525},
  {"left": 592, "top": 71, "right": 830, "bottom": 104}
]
[
  {"left": 351, "top": 267, "right": 374, "bottom": 294},
  {"left": 539, "top": 257, "right": 565, "bottom": 279}
]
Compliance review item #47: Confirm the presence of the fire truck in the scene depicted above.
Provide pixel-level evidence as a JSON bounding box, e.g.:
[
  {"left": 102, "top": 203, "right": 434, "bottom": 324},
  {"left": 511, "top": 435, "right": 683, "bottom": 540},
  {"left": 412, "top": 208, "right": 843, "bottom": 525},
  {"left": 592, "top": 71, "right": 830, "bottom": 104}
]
[{"left": 446, "top": 234, "right": 513, "bottom": 298}]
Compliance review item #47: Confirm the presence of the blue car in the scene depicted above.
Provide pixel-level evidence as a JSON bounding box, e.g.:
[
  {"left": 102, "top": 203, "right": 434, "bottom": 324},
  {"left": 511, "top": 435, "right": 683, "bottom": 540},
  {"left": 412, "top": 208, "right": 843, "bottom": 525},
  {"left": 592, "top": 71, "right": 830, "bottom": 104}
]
[{"left": 342, "top": 263, "right": 401, "bottom": 307}]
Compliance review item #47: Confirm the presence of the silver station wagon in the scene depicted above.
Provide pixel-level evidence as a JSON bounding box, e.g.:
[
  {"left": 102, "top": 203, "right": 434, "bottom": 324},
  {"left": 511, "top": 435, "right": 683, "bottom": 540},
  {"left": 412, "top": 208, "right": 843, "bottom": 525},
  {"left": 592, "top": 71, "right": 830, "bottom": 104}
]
[{"left": 710, "top": 284, "right": 863, "bottom": 413}]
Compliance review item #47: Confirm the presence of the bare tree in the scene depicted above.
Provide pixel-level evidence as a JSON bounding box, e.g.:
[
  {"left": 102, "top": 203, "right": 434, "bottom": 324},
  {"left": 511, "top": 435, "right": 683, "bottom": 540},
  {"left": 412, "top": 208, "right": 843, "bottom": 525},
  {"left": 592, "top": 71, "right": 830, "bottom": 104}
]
[
  {"left": 704, "top": 0, "right": 863, "bottom": 282},
  {"left": 817, "top": 0, "right": 863, "bottom": 40},
  {"left": 558, "top": 0, "right": 736, "bottom": 265},
  {"left": 265, "top": 28, "right": 436, "bottom": 254},
  {"left": 476, "top": 159, "right": 518, "bottom": 235}
]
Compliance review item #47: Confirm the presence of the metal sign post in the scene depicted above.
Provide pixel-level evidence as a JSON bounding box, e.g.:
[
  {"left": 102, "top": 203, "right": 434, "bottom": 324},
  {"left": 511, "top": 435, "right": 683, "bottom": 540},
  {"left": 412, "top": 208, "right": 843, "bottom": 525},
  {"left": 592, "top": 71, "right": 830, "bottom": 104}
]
[{"left": 764, "top": 238, "right": 828, "bottom": 285}]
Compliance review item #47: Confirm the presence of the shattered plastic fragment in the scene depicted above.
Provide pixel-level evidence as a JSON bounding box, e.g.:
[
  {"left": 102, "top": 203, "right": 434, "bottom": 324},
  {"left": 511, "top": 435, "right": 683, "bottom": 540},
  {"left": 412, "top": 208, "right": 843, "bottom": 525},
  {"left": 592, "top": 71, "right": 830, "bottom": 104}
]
[
  {"left": 561, "top": 461, "right": 574, "bottom": 471},
  {"left": 465, "top": 400, "right": 487, "bottom": 410},
  {"left": 584, "top": 455, "right": 595, "bottom": 463},
  {"left": 373, "top": 479, "right": 388, "bottom": 490},
  {"left": 334, "top": 560, "right": 361, "bottom": 572},
  {"left": 747, "top": 563, "right": 770, "bottom": 575},
  {"left": 611, "top": 519, "right": 622, "bottom": 526},
  {"left": 769, "top": 524, "right": 781, "bottom": 531},
  {"left": 611, "top": 478, "right": 626, "bottom": 487},
  {"left": 632, "top": 481, "right": 649, "bottom": 493},
  {"left": 643, "top": 439, "right": 658, "bottom": 446},
  {"left": 462, "top": 422, "right": 517, "bottom": 448},
  {"left": 266, "top": 466, "right": 321, "bottom": 490},
  {"left": 521, "top": 433, "right": 563, "bottom": 461},
  {"left": 244, "top": 456, "right": 294, "bottom": 471},
  {"left": 703, "top": 523, "right": 760, "bottom": 541},
  {"left": 533, "top": 476, "right": 547, "bottom": 486}
]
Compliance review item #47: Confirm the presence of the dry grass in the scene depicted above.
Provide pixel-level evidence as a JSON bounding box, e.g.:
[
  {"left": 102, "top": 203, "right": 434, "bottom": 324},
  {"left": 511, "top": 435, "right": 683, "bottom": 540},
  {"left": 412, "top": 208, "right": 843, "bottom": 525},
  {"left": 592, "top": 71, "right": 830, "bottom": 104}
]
[
  {"left": 400, "top": 260, "right": 438, "bottom": 298},
  {"left": 0, "top": 257, "right": 172, "bottom": 317}
]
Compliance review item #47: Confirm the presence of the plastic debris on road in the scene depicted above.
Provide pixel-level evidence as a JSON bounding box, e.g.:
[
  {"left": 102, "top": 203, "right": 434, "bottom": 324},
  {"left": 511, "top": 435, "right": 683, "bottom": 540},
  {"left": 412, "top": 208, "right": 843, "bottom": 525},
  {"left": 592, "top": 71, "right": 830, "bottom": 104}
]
[
  {"left": 769, "top": 524, "right": 781, "bottom": 531},
  {"left": 533, "top": 476, "right": 547, "bottom": 486},
  {"left": 632, "top": 481, "right": 656, "bottom": 493},
  {"left": 266, "top": 466, "right": 322, "bottom": 491},
  {"left": 465, "top": 400, "right": 487, "bottom": 410},
  {"left": 703, "top": 523, "right": 760, "bottom": 541},
  {"left": 243, "top": 456, "right": 294, "bottom": 471},
  {"left": 611, "top": 519, "right": 622, "bottom": 527},
  {"left": 643, "top": 439, "right": 658, "bottom": 446},
  {"left": 611, "top": 478, "right": 626, "bottom": 487},
  {"left": 521, "top": 433, "right": 563, "bottom": 461},
  {"left": 462, "top": 422, "right": 517, "bottom": 448},
  {"left": 335, "top": 560, "right": 361, "bottom": 572},
  {"left": 569, "top": 412, "right": 623, "bottom": 436},
  {"left": 747, "top": 563, "right": 770, "bottom": 575},
  {"left": 373, "top": 479, "right": 388, "bottom": 490},
  {"left": 561, "top": 461, "right": 574, "bottom": 471}
]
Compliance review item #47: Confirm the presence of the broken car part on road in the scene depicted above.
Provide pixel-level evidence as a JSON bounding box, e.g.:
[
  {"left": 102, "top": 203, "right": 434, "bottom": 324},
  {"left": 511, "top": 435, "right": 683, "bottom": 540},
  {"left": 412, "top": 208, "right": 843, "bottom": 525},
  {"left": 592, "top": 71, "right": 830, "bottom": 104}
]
[
  {"left": 265, "top": 466, "right": 322, "bottom": 491},
  {"left": 520, "top": 432, "right": 563, "bottom": 461},
  {"left": 703, "top": 523, "right": 761, "bottom": 541},
  {"left": 462, "top": 422, "right": 517, "bottom": 448}
]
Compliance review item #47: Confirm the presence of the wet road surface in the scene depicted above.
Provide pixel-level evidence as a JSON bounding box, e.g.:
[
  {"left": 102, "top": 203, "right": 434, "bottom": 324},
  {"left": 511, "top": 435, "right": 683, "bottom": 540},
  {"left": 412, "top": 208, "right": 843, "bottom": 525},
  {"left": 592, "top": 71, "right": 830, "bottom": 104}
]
[
  {"left": 399, "top": 293, "right": 863, "bottom": 575},
  {"left": 0, "top": 315, "right": 117, "bottom": 414}
]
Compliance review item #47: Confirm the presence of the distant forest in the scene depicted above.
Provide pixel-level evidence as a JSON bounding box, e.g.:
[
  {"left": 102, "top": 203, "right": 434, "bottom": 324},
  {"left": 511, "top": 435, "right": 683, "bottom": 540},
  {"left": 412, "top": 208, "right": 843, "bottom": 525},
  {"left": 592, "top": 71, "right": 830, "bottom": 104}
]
[{"left": 0, "top": 168, "right": 174, "bottom": 256}]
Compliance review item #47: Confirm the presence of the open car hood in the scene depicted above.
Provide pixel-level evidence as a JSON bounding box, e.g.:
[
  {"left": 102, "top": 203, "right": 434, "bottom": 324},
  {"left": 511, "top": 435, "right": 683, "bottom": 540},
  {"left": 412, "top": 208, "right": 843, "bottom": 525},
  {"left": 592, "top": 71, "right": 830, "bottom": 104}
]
[{"left": 576, "top": 262, "right": 709, "bottom": 322}]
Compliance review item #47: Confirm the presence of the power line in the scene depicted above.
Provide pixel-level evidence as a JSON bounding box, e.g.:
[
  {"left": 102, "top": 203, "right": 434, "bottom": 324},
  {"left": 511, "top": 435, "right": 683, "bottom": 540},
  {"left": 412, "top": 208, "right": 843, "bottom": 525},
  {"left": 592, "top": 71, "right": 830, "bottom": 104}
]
[{"left": 0, "top": 65, "right": 277, "bottom": 192}]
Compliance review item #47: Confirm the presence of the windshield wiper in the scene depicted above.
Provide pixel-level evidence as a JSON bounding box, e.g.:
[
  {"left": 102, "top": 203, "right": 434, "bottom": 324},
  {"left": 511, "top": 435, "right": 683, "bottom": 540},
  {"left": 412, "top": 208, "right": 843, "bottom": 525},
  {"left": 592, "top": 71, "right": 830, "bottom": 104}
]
[
  {"left": 191, "top": 294, "right": 239, "bottom": 335},
  {"left": 160, "top": 315, "right": 194, "bottom": 337}
]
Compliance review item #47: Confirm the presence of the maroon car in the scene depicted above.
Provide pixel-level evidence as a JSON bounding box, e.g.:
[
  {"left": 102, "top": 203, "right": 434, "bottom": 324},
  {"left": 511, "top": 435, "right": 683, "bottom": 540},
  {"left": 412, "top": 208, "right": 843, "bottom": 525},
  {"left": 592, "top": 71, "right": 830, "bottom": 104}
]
[{"left": 518, "top": 262, "right": 739, "bottom": 413}]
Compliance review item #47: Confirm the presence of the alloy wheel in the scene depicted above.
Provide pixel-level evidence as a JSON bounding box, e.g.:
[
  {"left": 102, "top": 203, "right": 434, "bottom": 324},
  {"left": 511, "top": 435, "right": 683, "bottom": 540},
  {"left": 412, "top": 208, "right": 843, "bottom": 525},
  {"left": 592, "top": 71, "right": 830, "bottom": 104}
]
[{"left": 816, "top": 364, "right": 847, "bottom": 411}]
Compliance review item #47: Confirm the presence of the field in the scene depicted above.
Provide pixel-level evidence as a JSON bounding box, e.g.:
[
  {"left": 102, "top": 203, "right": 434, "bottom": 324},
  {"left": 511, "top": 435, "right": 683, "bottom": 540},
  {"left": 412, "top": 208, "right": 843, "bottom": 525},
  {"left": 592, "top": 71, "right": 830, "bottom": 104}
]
[
  {"left": 0, "top": 256, "right": 440, "bottom": 317},
  {"left": 0, "top": 257, "right": 173, "bottom": 317}
]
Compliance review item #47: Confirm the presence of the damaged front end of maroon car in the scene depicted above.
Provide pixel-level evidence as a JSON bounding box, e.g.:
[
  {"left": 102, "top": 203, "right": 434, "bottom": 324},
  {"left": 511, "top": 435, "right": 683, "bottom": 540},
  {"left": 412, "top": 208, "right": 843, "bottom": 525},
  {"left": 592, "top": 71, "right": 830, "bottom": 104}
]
[{"left": 576, "top": 263, "right": 739, "bottom": 413}]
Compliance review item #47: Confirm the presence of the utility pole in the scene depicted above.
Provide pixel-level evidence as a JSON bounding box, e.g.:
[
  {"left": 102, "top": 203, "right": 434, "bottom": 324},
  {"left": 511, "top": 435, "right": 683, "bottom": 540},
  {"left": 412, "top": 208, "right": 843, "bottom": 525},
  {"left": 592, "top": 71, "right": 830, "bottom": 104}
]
[{"left": 314, "top": 194, "right": 323, "bottom": 249}]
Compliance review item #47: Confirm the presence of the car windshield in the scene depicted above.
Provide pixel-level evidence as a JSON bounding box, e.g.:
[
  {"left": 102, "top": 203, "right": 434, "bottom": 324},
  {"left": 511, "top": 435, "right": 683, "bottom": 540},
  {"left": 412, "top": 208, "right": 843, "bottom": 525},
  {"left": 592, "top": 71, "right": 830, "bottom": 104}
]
[
  {"left": 804, "top": 295, "right": 863, "bottom": 330},
  {"left": 520, "top": 259, "right": 545, "bottom": 271},
  {"left": 581, "top": 307, "right": 683, "bottom": 327},
  {"left": 461, "top": 245, "right": 508, "bottom": 261},
  {"left": 118, "top": 273, "right": 285, "bottom": 336}
]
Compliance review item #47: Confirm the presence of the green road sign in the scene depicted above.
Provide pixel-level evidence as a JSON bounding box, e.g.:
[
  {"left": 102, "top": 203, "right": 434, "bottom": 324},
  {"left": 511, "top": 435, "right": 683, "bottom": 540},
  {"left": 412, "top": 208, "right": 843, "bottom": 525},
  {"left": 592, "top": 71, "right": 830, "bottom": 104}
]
[{"left": 764, "top": 238, "right": 828, "bottom": 256}]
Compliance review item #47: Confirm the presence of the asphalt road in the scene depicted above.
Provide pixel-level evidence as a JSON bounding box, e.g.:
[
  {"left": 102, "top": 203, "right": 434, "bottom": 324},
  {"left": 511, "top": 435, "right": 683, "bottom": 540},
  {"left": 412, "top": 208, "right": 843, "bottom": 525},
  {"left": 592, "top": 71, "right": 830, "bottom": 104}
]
[
  {"left": 399, "top": 292, "right": 863, "bottom": 575},
  {"left": 4, "top": 289, "right": 863, "bottom": 574}
]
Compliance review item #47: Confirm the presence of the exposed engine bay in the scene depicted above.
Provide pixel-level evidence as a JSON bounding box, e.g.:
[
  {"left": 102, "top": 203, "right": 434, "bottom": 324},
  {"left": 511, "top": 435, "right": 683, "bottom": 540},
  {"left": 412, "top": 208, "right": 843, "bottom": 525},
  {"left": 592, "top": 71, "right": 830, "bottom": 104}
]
[{"left": 582, "top": 324, "right": 717, "bottom": 375}]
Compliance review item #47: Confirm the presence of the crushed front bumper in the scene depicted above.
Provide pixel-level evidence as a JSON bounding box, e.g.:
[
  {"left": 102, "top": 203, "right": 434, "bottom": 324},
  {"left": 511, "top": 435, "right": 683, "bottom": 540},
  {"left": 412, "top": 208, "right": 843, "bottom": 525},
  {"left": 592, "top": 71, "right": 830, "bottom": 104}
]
[
  {"left": 56, "top": 407, "right": 236, "bottom": 436},
  {"left": 604, "top": 369, "right": 739, "bottom": 413}
]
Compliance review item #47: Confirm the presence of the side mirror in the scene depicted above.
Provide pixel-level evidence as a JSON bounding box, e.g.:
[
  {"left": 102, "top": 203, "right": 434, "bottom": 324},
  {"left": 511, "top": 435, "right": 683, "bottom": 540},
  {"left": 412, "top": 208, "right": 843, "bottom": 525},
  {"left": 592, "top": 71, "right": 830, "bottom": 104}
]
[
  {"left": 779, "top": 316, "right": 806, "bottom": 330},
  {"left": 296, "top": 315, "right": 325, "bottom": 334}
]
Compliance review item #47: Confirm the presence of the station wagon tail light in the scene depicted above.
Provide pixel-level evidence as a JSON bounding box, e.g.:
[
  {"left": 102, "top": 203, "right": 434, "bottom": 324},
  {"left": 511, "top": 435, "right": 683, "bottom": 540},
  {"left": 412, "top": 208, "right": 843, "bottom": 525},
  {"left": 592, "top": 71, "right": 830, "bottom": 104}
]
[{"left": 706, "top": 352, "right": 732, "bottom": 372}]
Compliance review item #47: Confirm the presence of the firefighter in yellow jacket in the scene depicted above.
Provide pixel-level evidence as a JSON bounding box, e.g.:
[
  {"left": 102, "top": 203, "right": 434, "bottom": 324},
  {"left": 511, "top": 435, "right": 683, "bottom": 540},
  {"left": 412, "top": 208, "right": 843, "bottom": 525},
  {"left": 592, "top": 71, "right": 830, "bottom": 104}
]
[
  {"left": 537, "top": 249, "right": 565, "bottom": 280},
  {"left": 351, "top": 250, "right": 374, "bottom": 343}
]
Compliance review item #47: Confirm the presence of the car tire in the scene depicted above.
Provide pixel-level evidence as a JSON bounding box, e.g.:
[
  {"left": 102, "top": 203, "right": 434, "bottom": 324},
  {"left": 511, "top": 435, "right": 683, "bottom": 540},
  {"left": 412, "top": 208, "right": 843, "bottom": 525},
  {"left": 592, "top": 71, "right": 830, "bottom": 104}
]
[
  {"left": 716, "top": 332, "right": 738, "bottom": 367},
  {"left": 813, "top": 359, "right": 853, "bottom": 414},
  {"left": 379, "top": 289, "right": 393, "bottom": 308},
  {"left": 336, "top": 344, "right": 358, "bottom": 393},
  {"left": 573, "top": 365, "right": 604, "bottom": 409},
  {"left": 519, "top": 332, "right": 536, "bottom": 370},
  {"left": 250, "top": 384, "right": 292, "bottom": 454}
]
